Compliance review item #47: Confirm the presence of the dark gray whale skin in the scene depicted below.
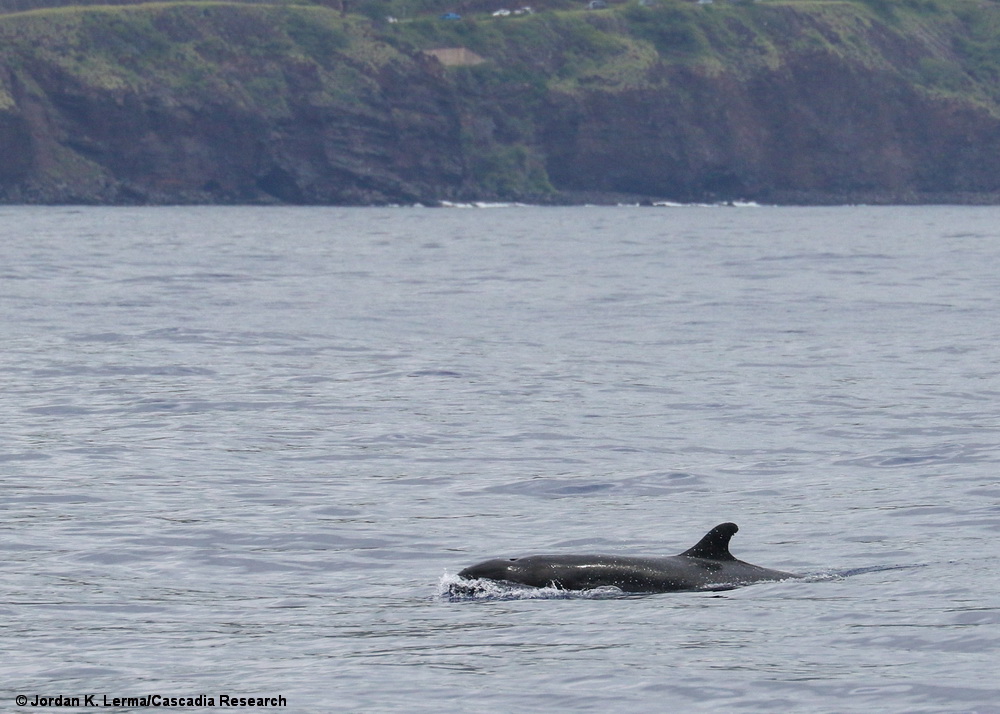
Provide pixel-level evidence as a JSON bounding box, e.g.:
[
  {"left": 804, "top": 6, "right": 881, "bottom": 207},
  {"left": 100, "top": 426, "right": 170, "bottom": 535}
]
[{"left": 456, "top": 523, "right": 800, "bottom": 593}]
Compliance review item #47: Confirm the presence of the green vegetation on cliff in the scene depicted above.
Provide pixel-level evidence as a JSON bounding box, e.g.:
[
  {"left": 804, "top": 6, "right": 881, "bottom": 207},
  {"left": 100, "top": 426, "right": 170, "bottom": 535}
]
[
  {"left": 1, "top": 4, "right": 380, "bottom": 107},
  {"left": 2, "top": 0, "right": 1000, "bottom": 203}
]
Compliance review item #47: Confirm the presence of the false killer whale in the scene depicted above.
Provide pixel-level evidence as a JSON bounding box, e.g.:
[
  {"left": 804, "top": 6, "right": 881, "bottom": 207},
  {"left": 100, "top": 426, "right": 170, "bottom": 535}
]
[{"left": 454, "top": 522, "right": 800, "bottom": 594}]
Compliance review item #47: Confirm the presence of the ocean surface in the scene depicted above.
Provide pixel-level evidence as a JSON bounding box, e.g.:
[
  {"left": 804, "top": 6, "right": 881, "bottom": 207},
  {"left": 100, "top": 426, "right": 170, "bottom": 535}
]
[{"left": 2, "top": 205, "right": 999, "bottom": 713}]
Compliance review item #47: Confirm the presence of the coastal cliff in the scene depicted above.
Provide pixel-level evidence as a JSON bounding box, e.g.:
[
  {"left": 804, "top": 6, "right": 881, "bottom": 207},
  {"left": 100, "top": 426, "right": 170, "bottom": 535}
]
[{"left": 2, "top": 0, "right": 1000, "bottom": 204}]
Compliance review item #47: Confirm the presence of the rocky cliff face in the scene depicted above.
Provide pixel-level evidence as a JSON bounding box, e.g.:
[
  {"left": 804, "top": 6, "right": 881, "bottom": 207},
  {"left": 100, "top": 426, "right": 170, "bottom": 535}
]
[
  {"left": 2, "top": 0, "right": 1000, "bottom": 204},
  {"left": 543, "top": 56, "right": 1000, "bottom": 203},
  {"left": 0, "top": 6, "right": 470, "bottom": 203}
]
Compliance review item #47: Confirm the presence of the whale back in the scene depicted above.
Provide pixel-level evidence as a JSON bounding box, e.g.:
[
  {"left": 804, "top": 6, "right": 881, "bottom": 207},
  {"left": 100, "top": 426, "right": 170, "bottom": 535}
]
[{"left": 454, "top": 522, "right": 799, "bottom": 594}]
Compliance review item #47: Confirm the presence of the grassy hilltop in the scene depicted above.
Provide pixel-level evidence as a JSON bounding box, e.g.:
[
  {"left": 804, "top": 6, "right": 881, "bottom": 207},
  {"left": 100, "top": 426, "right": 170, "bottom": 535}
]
[{"left": 2, "top": 0, "right": 1000, "bottom": 203}]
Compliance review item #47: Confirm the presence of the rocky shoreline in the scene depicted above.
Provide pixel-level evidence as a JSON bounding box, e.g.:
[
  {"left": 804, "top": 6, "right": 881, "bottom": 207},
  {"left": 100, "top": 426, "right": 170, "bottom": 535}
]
[{"left": 3, "top": 1, "right": 1000, "bottom": 207}]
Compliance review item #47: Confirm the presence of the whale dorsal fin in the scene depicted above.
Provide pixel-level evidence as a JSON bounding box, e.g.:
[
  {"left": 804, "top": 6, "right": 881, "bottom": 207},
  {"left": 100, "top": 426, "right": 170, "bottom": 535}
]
[{"left": 678, "top": 522, "right": 738, "bottom": 561}]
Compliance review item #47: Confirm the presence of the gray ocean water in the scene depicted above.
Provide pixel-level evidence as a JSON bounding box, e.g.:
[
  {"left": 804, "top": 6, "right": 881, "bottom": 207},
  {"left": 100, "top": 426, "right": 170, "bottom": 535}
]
[{"left": 2, "top": 205, "right": 999, "bottom": 713}]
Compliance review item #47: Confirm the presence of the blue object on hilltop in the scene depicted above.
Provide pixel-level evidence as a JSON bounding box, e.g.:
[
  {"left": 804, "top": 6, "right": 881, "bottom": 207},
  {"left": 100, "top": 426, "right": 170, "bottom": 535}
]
[{"left": 440, "top": 12, "right": 461, "bottom": 19}]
